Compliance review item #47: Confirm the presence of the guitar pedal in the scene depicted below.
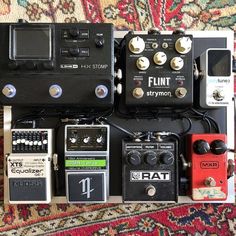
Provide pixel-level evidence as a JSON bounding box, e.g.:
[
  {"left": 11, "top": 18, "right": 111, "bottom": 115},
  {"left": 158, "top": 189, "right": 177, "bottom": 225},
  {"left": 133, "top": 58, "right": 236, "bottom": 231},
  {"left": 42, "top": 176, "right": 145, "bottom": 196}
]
[
  {"left": 188, "top": 134, "right": 228, "bottom": 201},
  {"left": 199, "top": 49, "right": 233, "bottom": 108},
  {"left": 7, "top": 129, "right": 54, "bottom": 204},
  {"left": 122, "top": 134, "right": 178, "bottom": 202},
  {"left": 65, "top": 125, "right": 109, "bottom": 203}
]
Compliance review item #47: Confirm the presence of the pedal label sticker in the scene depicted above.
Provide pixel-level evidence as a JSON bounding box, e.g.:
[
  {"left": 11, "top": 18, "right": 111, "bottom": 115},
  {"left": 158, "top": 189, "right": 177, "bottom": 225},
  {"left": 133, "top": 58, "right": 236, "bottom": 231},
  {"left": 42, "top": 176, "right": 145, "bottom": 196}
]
[
  {"left": 8, "top": 156, "right": 47, "bottom": 178},
  {"left": 130, "top": 171, "right": 171, "bottom": 182}
]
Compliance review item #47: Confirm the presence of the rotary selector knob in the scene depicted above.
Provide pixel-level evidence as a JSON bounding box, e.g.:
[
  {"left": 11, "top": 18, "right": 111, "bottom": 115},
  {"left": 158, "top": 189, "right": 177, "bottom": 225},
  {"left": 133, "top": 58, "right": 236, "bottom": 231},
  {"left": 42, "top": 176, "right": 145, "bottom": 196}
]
[
  {"left": 127, "top": 151, "right": 141, "bottom": 166},
  {"left": 170, "top": 57, "right": 184, "bottom": 70},
  {"left": 133, "top": 87, "right": 144, "bottom": 99},
  {"left": 213, "top": 90, "right": 225, "bottom": 101},
  {"left": 2, "top": 84, "right": 16, "bottom": 98},
  {"left": 144, "top": 151, "right": 158, "bottom": 166},
  {"left": 129, "top": 36, "right": 145, "bottom": 54},
  {"left": 69, "top": 28, "right": 79, "bottom": 38},
  {"left": 95, "top": 85, "right": 108, "bottom": 99},
  {"left": 153, "top": 52, "right": 167, "bottom": 65},
  {"left": 193, "top": 140, "right": 210, "bottom": 155},
  {"left": 210, "top": 140, "right": 227, "bottom": 155},
  {"left": 49, "top": 85, "right": 62, "bottom": 98},
  {"left": 25, "top": 61, "right": 36, "bottom": 70},
  {"left": 160, "top": 151, "right": 174, "bottom": 165},
  {"left": 175, "top": 37, "right": 192, "bottom": 54},
  {"left": 175, "top": 87, "right": 187, "bottom": 98},
  {"left": 70, "top": 137, "right": 77, "bottom": 144},
  {"left": 83, "top": 136, "right": 90, "bottom": 144},
  {"left": 136, "top": 57, "right": 150, "bottom": 70},
  {"left": 69, "top": 47, "right": 80, "bottom": 57},
  {"left": 205, "top": 177, "right": 216, "bottom": 187},
  {"left": 146, "top": 185, "right": 156, "bottom": 197}
]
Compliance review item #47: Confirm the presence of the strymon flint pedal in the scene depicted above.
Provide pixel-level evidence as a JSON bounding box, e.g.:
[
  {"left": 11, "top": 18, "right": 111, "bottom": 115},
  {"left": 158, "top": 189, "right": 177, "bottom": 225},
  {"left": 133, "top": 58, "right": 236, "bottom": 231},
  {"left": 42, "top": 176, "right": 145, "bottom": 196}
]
[
  {"left": 188, "top": 134, "right": 228, "bottom": 201},
  {"left": 199, "top": 49, "right": 233, "bottom": 108},
  {"left": 65, "top": 124, "right": 109, "bottom": 203},
  {"left": 124, "top": 32, "right": 193, "bottom": 107},
  {"left": 7, "top": 129, "right": 54, "bottom": 204},
  {"left": 122, "top": 133, "right": 178, "bottom": 202},
  {"left": 0, "top": 21, "right": 114, "bottom": 107}
]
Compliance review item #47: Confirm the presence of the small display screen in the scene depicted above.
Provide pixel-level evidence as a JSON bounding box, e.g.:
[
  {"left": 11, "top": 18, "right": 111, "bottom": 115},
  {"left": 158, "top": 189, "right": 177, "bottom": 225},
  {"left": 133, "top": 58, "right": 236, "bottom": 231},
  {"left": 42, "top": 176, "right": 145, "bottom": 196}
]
[
  {"left": 208, "top": 50, "right": 231, "bottom": 76},
  {"left": 11, "top": 27, "right": 52, "bottom": 60}
]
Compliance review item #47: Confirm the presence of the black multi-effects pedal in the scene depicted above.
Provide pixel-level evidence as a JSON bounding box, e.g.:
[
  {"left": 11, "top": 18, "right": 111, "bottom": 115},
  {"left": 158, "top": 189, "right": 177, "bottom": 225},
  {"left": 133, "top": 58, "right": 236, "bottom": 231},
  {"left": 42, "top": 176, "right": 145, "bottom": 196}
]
[{"left": 1, "top": 21, "right": 235, "bottom": 204}]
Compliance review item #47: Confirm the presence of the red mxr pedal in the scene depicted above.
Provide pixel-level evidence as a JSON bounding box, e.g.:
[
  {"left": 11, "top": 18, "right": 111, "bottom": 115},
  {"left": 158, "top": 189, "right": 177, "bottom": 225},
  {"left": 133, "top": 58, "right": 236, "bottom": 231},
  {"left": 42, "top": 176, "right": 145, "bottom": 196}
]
[{"left": 188, "top": 134, "right": 228, "bottom": 201}]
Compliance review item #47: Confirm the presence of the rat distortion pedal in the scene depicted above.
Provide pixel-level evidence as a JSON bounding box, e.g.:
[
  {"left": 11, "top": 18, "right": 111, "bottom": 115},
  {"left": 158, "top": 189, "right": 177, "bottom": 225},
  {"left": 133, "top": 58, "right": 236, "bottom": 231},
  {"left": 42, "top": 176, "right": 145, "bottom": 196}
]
[
  {"left": 199, "top": 49, "right": 233, "bottom": 108},
  {"left": 0, "top": 21, "right": 114, "bottom": 107},
  {"left": 122, "top": 133, "right": 178, "bottom": 202},
  {"left": 188, "top": 134, "right": 228, "bottom": 201},
  {"left": 124, "top": 32, "right": 193, "bottom": 107},
  {"left": 65, "top": 125, "right": 109, "bottom": 203},
  {"left": 7, "top": 129, "right": 54, "bottom": 204}
]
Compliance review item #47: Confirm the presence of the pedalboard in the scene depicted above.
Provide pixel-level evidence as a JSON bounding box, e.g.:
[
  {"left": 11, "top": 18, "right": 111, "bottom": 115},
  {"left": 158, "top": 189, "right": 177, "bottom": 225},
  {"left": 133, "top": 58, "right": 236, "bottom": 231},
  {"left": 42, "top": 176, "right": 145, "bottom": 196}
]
[
  {"left": 64, "top": 125, "right": 109, "bottom": 203},
  {"left": 0, "top": 22, "right": 114, "bottom": 107},
  {"left": 188, "top": 134, "right": 228, "bottom": 201},
  {"left": 122, "top": 134, "right": 178, "bottom": 202},
  {"left": 1, "top": 23, "right": 234, "bottom": 204},
  {"left": 7, "top": 129, "right": 54, "bottom": 203},
  {"left": 125, "top": 33, "right": 193, "bottom": 107}
]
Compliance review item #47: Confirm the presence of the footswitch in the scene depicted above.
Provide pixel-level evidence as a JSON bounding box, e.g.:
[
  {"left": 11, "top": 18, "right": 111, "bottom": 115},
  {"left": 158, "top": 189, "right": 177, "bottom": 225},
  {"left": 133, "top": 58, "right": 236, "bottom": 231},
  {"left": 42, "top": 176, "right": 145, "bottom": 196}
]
[
  {"left": 122, "top": 134, "right": 178, "bottom": 202},
  {"left": 65, "top": 125, "right": 109, "bottom": 203},
  {"left": 188, "top": 134, "right": 228, "bottom": 201},
  {"left": 7, "top": 129, "right": 54, "bottom": 204}
]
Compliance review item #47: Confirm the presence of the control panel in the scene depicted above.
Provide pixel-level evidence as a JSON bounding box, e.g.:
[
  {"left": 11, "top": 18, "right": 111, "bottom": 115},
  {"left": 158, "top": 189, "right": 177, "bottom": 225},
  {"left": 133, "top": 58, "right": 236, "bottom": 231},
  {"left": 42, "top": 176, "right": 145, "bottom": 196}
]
[
  {"left": 188, "top": 134, "right": 228, "bottom": 201},
  {"left": 122, "top": 134, "right": 178, "bottom": 202},
  {"left": 0, "top": 22, "right": 114, "bottom": 107},
  {"left": 11, "top": 129, "right": 51, "bottom": 153},
  {"left": 125, "top": 32, "right": 193, "bottom": 107},
  {"left": 7, "top": 128, "right": 54, "bottom": 204},
  {"left": 65, "top": 125, "right": 109, "bottom": 203}
]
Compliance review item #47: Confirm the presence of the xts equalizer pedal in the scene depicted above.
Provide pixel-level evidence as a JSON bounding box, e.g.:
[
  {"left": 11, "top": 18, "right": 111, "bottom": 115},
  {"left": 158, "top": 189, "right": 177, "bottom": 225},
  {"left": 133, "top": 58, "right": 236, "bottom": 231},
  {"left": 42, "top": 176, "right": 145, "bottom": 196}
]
[
  {"left": 7, "top": 129, "right": 54, "bottom": 204},
  {"left": 65, "top": 125, "right": 109, "bottom": 203}
]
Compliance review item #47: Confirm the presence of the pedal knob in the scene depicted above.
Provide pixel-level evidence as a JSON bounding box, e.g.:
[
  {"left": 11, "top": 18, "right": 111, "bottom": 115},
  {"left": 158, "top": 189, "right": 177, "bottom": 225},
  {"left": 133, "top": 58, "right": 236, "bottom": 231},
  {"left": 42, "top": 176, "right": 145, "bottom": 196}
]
[
  {"left": 146, "top": 185, "right": 156, "bottom": 197},
  {"left": 127, "top": 151, "right": 141, "bottom": 166},
  {"left": 170, "top": 57, "right": 184, "bottom": 70},
  {"left": 153, "top": 52, "right": 167, "bottom": 65},
  {"left": 2, "top": 84, "right": 16, "bottom": 98},
  {"left": 213, "top": 90, "right": 225, "bottom": 101},
  {"left": 95, "top": 85, "right": 108, "bottom": 98},
  {"left": 133, "top": 87, "right": 144, "bottom": 99},
  {"left": 144, "top": 151, "right": 158, "bottom": 166},
  {"left": 175, "top": 87, "right": 187, "bottom": 98},
  {"left": 205, "top": 177, "right": 216, "bottom": 187},
  {"left": 210, "top": 140, "right": 227, "bottom": 155},
  {"left": 70, "top": 138, "right": 77, "bottom": 144},
  {"left": 175, "top": 37, "right": 192, "bottom": 54},
  {"left": 160, "top": 151, "right": 174, "bottom": 165},
  {"left": 95, "top": 36, "right": 105, "bottom": 48},
  {"left": 129, "top": 36, "right": 145, "bottom": 54},
  {"left": 136, "top": 57, "right": 150, "bottom": 70},
  {"left": 193, "top": 140, "right": 210, "bottom": 155},
  {"left": 49, "top": 85, "right": 62, "bottom": 98}
]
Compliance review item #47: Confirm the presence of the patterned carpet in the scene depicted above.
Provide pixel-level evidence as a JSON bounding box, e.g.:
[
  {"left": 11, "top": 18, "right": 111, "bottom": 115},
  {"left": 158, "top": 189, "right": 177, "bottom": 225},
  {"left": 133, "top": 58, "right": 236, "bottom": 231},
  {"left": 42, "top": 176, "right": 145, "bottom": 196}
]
[{"left": 0, "top": 1, "right": 236, "bottom": 235}]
